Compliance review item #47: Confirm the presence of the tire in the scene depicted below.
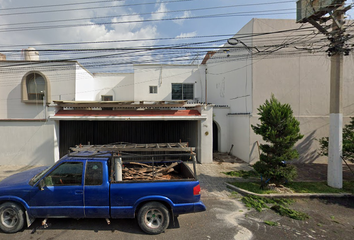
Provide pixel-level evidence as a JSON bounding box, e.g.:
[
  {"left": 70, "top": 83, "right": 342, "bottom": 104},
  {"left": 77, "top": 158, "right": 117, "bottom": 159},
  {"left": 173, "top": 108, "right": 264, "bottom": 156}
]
[
  {"left": 137, "top": 202, "right": 170, "bottom": 234},
  {"left": 0, "top": 202, "right": 25, "bottom": 233}
]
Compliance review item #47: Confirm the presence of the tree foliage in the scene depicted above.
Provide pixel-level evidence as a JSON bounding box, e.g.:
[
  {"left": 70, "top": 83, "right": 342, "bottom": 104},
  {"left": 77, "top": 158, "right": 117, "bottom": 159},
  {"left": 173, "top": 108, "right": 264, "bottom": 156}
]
[
  {"left": 252, "top": 95, "right": 303, "bottom": 185},
  {"left": 318, "top": 117, "right": 354, "bottom": 163}
]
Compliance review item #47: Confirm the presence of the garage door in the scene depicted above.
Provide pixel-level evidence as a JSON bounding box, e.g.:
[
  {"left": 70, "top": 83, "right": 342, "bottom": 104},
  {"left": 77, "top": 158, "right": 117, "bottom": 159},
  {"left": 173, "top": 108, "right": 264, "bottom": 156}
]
[{"left": 59, "top": 120, "right": 198, "bottom": 157}]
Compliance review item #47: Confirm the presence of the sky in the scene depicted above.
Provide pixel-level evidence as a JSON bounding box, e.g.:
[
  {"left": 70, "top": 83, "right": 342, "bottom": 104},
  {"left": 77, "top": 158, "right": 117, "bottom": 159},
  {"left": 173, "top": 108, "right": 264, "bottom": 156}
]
[{"left": 0, "top": 0, "right": 353, "bottom": 72}]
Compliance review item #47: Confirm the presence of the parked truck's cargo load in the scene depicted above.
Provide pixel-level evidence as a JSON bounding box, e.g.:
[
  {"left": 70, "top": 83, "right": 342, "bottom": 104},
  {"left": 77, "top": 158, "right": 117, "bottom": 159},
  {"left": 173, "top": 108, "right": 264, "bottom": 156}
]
[{"left": 0, "top": 143, "right": 206, "bottom": 234}]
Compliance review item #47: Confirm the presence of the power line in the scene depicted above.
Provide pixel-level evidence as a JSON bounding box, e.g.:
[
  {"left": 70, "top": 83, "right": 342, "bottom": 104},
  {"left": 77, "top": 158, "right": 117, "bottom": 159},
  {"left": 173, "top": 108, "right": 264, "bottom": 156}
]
[
  {"left": 0, "top": 2, "right": 295, "bottom": 28},
  {"left": 0, "top": 0, "right": 126, "bottom": 11},
  {"left": 0, "top": 0, "right": 193, "bottom": 17},
  {"left": 0, "top": 24, "right": 337, "bottom": 74},
  {"left": 0, "top": 25, "right": 316, "bottom": 49},
  {"left": 0, "top": 10, "right": 296, "bottom": 33}
]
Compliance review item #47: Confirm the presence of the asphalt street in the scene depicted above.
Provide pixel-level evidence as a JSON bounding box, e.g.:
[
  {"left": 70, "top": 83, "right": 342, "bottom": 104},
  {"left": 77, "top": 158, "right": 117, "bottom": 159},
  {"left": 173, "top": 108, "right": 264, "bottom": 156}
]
[
  {"left": 1, "top": 160, "right": 353, "bottom": 240},
  {"left": 0, "top": 161, "right": 252, "bottom": 240}
]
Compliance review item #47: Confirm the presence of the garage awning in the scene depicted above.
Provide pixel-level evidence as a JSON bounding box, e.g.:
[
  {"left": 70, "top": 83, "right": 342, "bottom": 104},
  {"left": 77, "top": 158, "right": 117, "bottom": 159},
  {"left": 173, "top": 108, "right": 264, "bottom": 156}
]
[{"left": 50, "top": 110, "right": 206, "bottom": 121}]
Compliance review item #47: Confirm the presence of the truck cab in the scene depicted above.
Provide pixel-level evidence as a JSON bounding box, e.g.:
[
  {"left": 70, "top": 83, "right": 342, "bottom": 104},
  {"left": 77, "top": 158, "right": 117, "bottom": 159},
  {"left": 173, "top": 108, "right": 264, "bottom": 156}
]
[{"left": 0, "top": 143, "right": 206, "bottom": 234}]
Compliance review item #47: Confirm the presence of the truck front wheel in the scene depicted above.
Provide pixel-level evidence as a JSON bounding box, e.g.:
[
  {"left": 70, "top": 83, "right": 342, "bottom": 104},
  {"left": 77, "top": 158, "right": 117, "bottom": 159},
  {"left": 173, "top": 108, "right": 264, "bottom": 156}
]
[
  {"left": 137, "top": 202, "right": 170, "bottom": 234},
  {"left": 0, "top": 202, "right": 25, "bottom": 233}
]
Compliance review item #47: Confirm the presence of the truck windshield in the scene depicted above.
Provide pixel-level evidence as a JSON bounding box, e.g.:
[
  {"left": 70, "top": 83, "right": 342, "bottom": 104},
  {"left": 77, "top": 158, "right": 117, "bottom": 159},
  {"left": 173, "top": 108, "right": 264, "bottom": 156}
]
[{"left": 29, "top": 166, "right": 52, "bottom": 186}]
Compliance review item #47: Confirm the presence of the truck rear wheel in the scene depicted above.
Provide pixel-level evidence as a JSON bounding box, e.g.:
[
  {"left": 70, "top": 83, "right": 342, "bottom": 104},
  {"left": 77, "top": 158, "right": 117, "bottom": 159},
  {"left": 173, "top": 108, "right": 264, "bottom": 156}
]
[
  {"left": 0, "top": 202, "right": 25, "bottom": 233},
  {"left": 137, "top": 202, "right": 170, "bottom": 234}
]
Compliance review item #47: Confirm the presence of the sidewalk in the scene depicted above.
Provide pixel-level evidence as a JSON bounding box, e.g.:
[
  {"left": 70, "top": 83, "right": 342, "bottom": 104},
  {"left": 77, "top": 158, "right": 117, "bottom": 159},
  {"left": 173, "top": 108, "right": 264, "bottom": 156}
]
[
  {"left": 194, "top": 160, "right": 252, "bottom": 199},
  {"left": 0, "top": 165, "right": 40, "bottom": 182}
]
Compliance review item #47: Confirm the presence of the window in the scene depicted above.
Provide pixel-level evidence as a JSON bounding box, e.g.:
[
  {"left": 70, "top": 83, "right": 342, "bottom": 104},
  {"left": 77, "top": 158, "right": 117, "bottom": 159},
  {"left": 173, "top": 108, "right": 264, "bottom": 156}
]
[
  {"left": 149, "top": 86, "right": 157, "bottom": 94},
  {"left": 171, "top": 83, "right": 194, "bottom": 100},
  {"left": 44, "top": 162, "right": 83, "bottom": 186},
  {"left": 21, "top": 71, "right": 51, "bottom": 103},
  {"left": 101, "top": 95, "right": 113, "bottom": 101},
  {"left": 27, "top": 73, "right": 45, "bottom": 100},
  {"left": 85, "top": 162, "right": 103, "bottom": 185}
]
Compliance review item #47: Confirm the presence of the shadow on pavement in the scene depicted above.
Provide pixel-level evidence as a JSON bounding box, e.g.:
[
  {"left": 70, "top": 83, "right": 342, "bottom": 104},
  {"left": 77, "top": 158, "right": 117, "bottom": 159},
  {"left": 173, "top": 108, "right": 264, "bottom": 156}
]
[
  {"left": 28, "top": 216, "right": 180, "bottom": 235},
  {"left": 316, "top": 197, "right": 354, "bottom": 209}
]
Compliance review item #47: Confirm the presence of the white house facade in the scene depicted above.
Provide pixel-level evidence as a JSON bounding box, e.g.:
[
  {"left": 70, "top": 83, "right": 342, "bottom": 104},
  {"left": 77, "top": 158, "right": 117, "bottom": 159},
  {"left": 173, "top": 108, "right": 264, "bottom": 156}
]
[
  {"left": 1, "top": 18, "right": 354, "bottom": 166},
  {"left": 0, "top": 58, "right": 212, "bottom": 166}
]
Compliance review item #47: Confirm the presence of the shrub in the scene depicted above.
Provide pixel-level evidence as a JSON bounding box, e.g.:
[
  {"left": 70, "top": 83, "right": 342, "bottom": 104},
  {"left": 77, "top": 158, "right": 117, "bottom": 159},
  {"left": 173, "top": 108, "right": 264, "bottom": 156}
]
[{"left": 252, "top": 95, "right": 303, "bottom": 185}]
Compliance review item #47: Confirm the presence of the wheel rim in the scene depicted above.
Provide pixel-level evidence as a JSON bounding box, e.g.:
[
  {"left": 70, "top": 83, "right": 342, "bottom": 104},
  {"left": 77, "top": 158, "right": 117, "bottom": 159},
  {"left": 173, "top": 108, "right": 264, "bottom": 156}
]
[
  {"left": 1, "top": 208, "right": 19, "bottom": 228},
  {"left": 144, "top": 208, "right": 164, "bottom": 229}
]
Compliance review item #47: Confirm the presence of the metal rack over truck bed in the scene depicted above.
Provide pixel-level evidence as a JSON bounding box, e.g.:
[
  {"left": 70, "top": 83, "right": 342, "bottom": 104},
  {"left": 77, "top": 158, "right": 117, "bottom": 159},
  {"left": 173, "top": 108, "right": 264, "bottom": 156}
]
[{"left": 69, "top": 142, "right": 198, "bottom": 182}]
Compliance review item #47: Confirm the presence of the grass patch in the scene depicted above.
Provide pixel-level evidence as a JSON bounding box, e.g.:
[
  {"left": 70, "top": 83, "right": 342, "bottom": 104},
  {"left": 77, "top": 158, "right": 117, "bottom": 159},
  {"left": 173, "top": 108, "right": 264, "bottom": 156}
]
[
  {"left": 241, "top": 195, "right": 308, "bottom": 220},
  {"left": 230, "top": 182, "right": 277, "bottom": 194},
  {"left": 242, "top": 196, "right": 270, "bottom": 212},
  {"left": 223, "top": 170, "right": 259, "bottom": 179},
  {"left": 343, "top": 181, "right": 354, "bottom": 193},
  {"left": 241, "top": 196, "right": 293, "bottom": 212},
  {"left": 264, "top": 220, "right": 278, "bottom": 226},
  {"left": 271, "top": 205, "right": 309, "bottom": 220},
  {"left": 230, "top": 181, "right": 354, "bottom": 194},
  {"left": 285, "top": 182, "right": 354, "bottom": 194}
]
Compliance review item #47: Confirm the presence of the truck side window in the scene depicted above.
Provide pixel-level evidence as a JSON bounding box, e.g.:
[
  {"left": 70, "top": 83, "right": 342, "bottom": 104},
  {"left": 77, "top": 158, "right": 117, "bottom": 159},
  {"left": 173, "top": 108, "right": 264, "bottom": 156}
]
[
  {"left": 44, "top": 162, "right": 83, "bottom": 186},
  {"left": 85, "top": 162, "right": 103, "bottom": 185}
]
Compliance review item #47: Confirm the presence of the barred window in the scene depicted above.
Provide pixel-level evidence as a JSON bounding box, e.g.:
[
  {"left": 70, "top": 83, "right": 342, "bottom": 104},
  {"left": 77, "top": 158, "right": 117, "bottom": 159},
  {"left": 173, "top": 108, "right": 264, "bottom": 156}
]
[
  {"left": 171, "top": 83, "right": 194, "bottom": 100},
  {"left": 149, "top": 86, "right": 158, "bottom": 94}
]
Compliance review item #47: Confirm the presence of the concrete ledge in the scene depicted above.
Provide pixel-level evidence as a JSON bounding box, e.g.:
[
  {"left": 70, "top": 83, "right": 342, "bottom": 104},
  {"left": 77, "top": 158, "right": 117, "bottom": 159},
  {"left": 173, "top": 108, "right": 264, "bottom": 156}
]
[{"left": 225, "top": 183, "right": 354, "bottom": 198}]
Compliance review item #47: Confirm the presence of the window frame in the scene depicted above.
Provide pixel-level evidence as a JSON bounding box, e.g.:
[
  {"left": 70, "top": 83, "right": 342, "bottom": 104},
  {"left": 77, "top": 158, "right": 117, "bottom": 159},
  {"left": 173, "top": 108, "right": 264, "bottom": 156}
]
[
  {"left": 85, "top": 162, "right": 103, "bottom": 186},
  {"left": 21, "top": 71, "right": 51, "bottom": 104},
  {"left": 149, "top": 86, "right": 158, "bottom": 94},
  {"left": 171, "top": 83, "right": 194, "bottom": 100},
  {"left": 44, "top": 161, "right": 84, "bottom": 186},
  {"left": 101, "top": 95, "right": 113, "bottom": 101}
]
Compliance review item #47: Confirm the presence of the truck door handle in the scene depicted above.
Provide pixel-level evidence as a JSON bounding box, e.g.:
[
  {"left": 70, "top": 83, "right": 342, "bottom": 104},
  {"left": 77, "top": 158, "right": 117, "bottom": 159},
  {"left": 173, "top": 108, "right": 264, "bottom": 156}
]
[{"left": 75, "top": 190, "right": 83, "bottom": 195}]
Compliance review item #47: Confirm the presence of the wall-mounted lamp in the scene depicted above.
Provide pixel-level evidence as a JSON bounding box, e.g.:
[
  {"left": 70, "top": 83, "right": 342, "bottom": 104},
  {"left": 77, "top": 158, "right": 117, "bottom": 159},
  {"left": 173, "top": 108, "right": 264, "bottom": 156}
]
[{"left": 223, "top": 49, "right": 230, "bottom": 57}]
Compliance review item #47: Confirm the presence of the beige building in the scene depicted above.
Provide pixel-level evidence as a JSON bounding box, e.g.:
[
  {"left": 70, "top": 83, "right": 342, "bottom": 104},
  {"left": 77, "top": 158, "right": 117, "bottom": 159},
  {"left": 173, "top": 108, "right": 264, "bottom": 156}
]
[{"left": 206, "top": 18, "right": 354, "bottom": 164}]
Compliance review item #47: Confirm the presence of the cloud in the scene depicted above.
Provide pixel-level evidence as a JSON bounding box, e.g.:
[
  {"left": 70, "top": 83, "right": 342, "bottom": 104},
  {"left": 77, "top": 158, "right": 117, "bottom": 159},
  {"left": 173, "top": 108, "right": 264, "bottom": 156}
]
[
  {"left": 173, "top": 11, "right": 191, "bottom": 25},
  {"left": 175, "top": 31, "right": 197, "bottom": 39},
  {"left": 0, "top": 1, "right": 159, "bottom": 61},
  {"left": 151, "top": 2, "right": 168, "bottom": 21}
]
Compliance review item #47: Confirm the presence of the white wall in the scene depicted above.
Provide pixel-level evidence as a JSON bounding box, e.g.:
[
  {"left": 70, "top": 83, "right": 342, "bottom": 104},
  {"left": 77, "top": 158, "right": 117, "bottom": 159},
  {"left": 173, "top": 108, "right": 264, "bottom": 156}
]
[
  {"left": 0, "top": 61, "right": 77, "bottom": 119},
  {"left": 0, "top": 60, "right": 79, "bottom": 165},
  {"left": 196, "top": 105, "right": 213, "bottom": 163},
  {"left": 205, "top": 18, "right": 354, "bottom": 163},
  {"left": 249, "top": 19, "right": 354, "bottom": 163},
  {"left": 212, "top": 107, "right": 230, "bottom": 153},
  {"left": 133, "top": 64, "right": 205, "bottom": 102},
  {"left": 228, "top": 115, "right": 251, "bottom": 162},
  {"left": 206, "top": 20, "right": 253, "bottom": 160},
  {"left": 0, "top": 121, "right": 56, "bottom": 165},
  {"left": 75, "top": 63, "right": 96, "bottom": 101},
  {"left": 93, "top": 73, "right": 134, "bottom": 101}
]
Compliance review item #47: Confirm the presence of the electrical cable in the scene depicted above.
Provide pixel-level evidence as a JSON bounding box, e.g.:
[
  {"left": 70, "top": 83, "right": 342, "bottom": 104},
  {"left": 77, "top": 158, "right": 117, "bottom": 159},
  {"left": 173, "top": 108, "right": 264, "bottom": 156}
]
[{"left": 0, "top": 10, "right": 296, "bottom": 33}]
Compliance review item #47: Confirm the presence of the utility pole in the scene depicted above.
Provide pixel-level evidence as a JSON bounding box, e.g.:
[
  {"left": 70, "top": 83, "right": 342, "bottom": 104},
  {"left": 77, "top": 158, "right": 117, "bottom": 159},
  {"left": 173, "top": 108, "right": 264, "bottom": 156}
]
[
  {"left": 297, "top": 0, "right": 351, "bottom": 188},
  {"left": 328, "top": 7, "right": 344, "bottom": 188}
]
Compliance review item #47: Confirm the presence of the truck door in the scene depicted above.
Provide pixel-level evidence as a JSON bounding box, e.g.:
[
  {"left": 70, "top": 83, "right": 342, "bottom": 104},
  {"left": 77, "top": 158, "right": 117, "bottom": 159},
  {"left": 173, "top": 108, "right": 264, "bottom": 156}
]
[
  {"left": 29, "top": 161, "right": 85, "bottom": 218},
  {"left": 83, "top": 161, "right": 110, "bottom": 218}
]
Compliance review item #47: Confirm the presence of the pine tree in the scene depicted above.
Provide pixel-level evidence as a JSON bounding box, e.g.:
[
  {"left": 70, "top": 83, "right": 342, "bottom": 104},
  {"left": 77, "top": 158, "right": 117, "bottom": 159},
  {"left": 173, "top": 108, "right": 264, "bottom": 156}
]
[
  {"left": 252, "top": 95, "right": 303, "bottom": 185},
  {"left": 319, "top": 117, "right": 354, "bottom": 163}
]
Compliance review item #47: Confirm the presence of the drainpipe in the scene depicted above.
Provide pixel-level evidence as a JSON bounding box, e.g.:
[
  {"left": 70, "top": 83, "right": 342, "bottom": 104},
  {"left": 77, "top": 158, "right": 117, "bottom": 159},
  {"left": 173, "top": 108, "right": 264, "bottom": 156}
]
[
  {"left": 43, "top": 91, "right": 47, "bottom": 119},
  {"left": 205, "top": 68, "right": 207, "bottom": 105}
]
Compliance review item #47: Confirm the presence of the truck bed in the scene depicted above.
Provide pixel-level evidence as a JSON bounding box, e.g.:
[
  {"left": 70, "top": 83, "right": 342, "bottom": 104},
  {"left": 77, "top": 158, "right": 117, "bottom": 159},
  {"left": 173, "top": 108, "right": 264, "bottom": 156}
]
[{"left": 112, "top": 161, "right": 196, "bottom": 182}]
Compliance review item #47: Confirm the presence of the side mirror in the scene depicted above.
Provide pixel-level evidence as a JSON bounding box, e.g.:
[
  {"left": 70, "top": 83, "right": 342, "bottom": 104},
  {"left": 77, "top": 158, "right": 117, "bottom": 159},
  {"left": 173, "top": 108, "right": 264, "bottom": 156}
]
[{"left": 38, "top": 179, "right": 45, "bottom": 191}]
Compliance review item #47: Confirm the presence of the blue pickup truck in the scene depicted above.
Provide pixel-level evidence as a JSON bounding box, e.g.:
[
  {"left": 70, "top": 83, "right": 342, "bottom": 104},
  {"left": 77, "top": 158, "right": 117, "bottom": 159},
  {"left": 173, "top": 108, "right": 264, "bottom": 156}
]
[{"left": 0, "top": 145, "right": 206, "bottom": 234}]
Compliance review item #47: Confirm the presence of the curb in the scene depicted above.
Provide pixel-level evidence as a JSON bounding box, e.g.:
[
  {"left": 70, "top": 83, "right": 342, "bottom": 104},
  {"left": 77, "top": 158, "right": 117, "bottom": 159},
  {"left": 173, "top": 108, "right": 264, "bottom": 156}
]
[{"left": 225, "top": 183, "right": 354, "bottom": 198}]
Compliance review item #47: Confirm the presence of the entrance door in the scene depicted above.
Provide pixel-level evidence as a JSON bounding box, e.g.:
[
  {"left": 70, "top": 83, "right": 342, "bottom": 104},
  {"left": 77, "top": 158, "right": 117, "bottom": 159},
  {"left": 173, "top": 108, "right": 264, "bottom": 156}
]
[{"left": 213, "top": 121, "right": 219, "bottom": 152}]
